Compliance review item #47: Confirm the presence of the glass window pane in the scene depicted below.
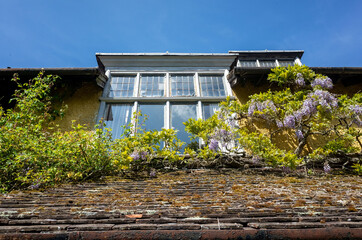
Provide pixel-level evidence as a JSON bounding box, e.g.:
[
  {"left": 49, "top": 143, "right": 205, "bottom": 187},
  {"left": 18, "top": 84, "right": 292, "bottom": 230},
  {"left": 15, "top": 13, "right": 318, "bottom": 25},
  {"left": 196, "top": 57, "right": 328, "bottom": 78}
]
[
  {"left": 104, "top": 104, "right": 132, "bottom": 139},
  {"left": 170, "top": 75, "right": 195, "bottom": 96},
  {"left": 259, "top": 60, "right": 277, "bottom": 68},
  {"left": 239, "top": 60, "right": 257, "bottom": 67},
  {"left": 199, "top": 75, "right": 225, "bottom": 97},
  {"left": 171, "top": 103, "right": 197, "bottom": 149},
  {"left": 138, "top": 104, "right": 164, "bottom": 131},
  {"left": 108, "top": 76, "right": 135, "bottom": 97},
  {"left": 278, "top": 60, "right": 295, "bottom": 67},
  {"left": 202, "top": 103, "right": 219, "bottom": 119},
  {"left": 139, "top": 74, "right": 165, "bottom": 97}
]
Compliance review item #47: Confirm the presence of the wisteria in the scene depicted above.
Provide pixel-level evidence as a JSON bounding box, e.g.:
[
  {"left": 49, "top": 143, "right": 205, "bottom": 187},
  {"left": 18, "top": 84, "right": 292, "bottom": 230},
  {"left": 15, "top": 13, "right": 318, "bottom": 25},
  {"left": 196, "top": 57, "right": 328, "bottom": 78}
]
[
  {"left": 282, "top": 89, "right": 339, "bottom": 130},
  {"left": 295, "top": 73, "right": 305, "bottom": 86},
  {"left": 324, "top": 162, "right": 331, "bottom": 174},
  {"left": 248, "top": 99, "right": 277, "bottom": 117},
  {"left": 130, "top": 150, "right": 148, "bottom": 161},
  {"left": 312, "top": 90, "right": 338, "bottom": 109},
  {"left": 295, "top": 129, "right": 304, "bottom": 140},
  {"left": 350, "top": 105, "right": 362, "bottom": 115},
  {"left": 283, "top": 115, "right": 296, "bottom": 128},
  {"left": 311, "top": 77, "right": 333, "bottom": 90},
  {"left": 209, "top": 139, "right": 219, "bottom": 151},
  {"left": 276, "top": 120, "right": 284, "bottom": 128}
]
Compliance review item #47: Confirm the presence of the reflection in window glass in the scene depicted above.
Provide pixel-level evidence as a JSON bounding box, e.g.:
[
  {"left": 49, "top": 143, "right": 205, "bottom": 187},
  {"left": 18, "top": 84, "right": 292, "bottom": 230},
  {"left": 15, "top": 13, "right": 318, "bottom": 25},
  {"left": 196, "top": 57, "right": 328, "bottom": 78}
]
[
  {"left": 104, "top": 104, "right": 132, "bottom": 139},
  {"left": 140, "top": 75, "right": 165, "bottom": 97},
  {"left": 171, "top": 104, "right": 197, "bottom": 148},
  {"left": 170, "top": 75, "right": 195, "bottom": 96},
  {"left": 259, "top": 60, "right": 276, "bottom": 68},
  {"left": 278, "top": 60, "right": 294, "bottom": 67},
  {"left": 138, "top": 104, "right": 164, "bottom": 131},
  {"left": 202, "top": 103, "right": 219, "bottom": 119},
  {"left": 239, "top": 60, "right": 257, "bottom": 67},
  {"left": 109, "top": 76, "right": 135, "bottom": 97},
  {"left": 199, "top": 75, "right": 225, "bottom": 97}
]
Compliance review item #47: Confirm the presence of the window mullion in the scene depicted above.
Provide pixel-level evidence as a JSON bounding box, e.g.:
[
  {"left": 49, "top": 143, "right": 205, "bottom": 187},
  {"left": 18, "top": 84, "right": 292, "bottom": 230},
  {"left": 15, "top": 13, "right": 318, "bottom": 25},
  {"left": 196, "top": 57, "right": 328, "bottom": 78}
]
[
  {"left": 224, "top": 70, "right": 233, "bottom": 97},
  {"left": 194, "top": 73, "right": 200, "bottom": 97},
  {"left": 134, "top": 73, "right": 140, "bottom": 97},
  {"left": 131, "top": 101, "right": 138, "bottom": 133},
  {"left": 166, "top": 73, "right": 170, "bottom": 97},
  {"left": 165, "top": 101, "right": 170, "bottom": 129}
]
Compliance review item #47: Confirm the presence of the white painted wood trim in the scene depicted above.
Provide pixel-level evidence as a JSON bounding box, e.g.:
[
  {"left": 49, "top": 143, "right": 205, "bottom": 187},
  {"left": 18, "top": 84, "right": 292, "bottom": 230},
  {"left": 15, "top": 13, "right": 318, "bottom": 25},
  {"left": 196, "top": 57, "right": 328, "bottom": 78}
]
[
  {"left": 194, "top": 73, "right": 201, "bottom": 97},
  {"left": 165, "top": 73, "right": 170, "bottom": 97},
  {"left": 224, "top": 69, "right": 233, "bottom": 97},
  {"left": 134, "top": 73, "right": 140, "bottom": 97},
  {"left": 165, "top": 101, "right": 170, "bottom": 129},
  {"left": 197, "top": 101, "right": 202, "bottom": 120},
  {"left": 295, "top": 57, "right": 302, "bottom": 66}
]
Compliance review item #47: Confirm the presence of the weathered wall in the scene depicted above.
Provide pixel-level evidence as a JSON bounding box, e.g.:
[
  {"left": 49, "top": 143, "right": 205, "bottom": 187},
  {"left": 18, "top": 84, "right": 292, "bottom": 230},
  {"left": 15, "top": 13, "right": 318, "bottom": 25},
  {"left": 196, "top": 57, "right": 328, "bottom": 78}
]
[
  {"left": 54, "top": 81, "right": 102, "bottom": 131},
  {"left": 232, "top": 81, "right": 362, "bottom": 155}
]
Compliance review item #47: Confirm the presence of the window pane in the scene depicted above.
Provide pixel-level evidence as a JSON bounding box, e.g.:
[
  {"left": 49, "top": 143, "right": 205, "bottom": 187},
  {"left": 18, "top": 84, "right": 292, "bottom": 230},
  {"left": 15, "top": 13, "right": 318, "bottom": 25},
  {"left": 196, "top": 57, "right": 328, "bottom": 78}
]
[
  {"left": 104, "top": 104, "right": 132, "bottom": 139},
  {"left": 202, "top": 103, "right": 219, "bottom": 119},
  {"left": 109, "top": 76, "right": 135, "bottom": 97},
  {"left": 259, "top": 60, "right": 277, "bottom": 68},
  {"left": 239, "top": 60, "right": 257, "bottom": 67},
  {"left": 278, "top": 60, "right": 295, "bottom": 67},
  {"left": 138, "top": 104, "right": 164, "bottom": 131},
  {"left": 171, "top": 104, "right": 197, "bottom": 149},
  {"left": 139, "top": 74, "right": 165, "bottom": 97},
  {"left": 199, "top": 75, "right": 225, "bottom": 97},
  {"left": 170, "top": 75, "right": 195, "bottom": 96}
]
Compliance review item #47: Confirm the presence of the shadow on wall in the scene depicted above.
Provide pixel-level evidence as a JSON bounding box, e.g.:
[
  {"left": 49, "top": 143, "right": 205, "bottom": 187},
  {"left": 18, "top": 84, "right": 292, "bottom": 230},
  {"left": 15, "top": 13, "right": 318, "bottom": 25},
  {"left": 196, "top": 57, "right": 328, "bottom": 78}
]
[{"left": 53, "top": 82, "right": 102, "bottom": 131}]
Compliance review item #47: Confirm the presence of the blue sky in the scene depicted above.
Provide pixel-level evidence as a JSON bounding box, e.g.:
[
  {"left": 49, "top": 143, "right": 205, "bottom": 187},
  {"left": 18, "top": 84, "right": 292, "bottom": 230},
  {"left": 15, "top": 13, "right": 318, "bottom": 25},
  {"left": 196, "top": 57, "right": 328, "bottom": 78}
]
[{"left": 1, "top": 0, "right": 361, "bottom": 68}]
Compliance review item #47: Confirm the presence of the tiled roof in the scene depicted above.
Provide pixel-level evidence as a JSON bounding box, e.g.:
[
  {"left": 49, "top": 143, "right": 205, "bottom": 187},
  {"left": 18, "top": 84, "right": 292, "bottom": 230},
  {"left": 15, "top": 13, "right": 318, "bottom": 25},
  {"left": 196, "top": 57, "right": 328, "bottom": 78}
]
[{"left": 0, "top": 169, "right": 361, "bottom": 239}]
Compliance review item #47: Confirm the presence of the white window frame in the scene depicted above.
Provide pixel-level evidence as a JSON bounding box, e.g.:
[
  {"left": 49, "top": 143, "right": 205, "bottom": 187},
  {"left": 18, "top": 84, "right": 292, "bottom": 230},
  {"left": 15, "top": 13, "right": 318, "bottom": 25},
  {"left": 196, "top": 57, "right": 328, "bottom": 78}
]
[{"left": 97, "top": 71, "right": 235, "bottom": 136}]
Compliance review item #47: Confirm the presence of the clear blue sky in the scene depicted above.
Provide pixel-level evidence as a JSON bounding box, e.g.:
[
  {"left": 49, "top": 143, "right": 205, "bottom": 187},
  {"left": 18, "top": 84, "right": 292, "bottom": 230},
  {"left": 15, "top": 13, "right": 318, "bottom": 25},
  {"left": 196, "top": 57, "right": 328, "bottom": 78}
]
[{"left": 1, "top": 0, "right": 361, "bottom": 68}]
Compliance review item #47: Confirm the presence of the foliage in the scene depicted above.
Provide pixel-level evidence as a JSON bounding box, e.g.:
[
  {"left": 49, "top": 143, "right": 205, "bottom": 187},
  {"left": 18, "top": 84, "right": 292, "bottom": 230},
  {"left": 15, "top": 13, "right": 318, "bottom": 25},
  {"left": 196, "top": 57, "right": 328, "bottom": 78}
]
[
  {"left": 185, "top": 65, "right": 361, "bottom": 172},
  {"left": 1, "top": 66, "right": 361, "bottom": 192},
  {"left": 110, "top": 113, "right": 185, "bottom": 172},
  {"left": 0, "top": 73, "right": 187, "bottom": 192},
  {"left": 0, "top": 72, "right": 119, "bottom": 192}
]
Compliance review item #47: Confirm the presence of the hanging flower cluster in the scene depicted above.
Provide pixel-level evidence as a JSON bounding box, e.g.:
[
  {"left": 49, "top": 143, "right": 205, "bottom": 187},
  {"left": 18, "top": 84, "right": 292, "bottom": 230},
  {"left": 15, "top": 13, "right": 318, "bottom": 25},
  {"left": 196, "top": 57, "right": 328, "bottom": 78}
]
[
  {"left": 349, "top": 105, "right": 362, "bottom": 127},
  {"left": 311, "top": 77, "right": 333, "bottom": 89},
  {"left": 248, "top": 99, "right": 277, "bottom": 117},
  {"left": 130, "top": 150, "right": 148, "bottom": 161},
  {"left": 295, "top": 73, "right": 305, "bottom": 86}
]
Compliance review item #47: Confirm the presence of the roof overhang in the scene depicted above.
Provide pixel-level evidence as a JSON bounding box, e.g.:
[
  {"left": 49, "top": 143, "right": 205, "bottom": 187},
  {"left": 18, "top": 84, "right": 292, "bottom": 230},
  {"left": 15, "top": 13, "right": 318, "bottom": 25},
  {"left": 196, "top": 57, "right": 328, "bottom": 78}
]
[
  {"left": 96, "top": 52, "right": 237, "bottom": 71},
  {"left": 0, "top": 67, "right": 107, "bottom": 109},
  {"left": 0, "top": 67, "right": 107, "bottom": 87},
  {"left": 227, "top": 66, "right": 362, "bottom": 88}
]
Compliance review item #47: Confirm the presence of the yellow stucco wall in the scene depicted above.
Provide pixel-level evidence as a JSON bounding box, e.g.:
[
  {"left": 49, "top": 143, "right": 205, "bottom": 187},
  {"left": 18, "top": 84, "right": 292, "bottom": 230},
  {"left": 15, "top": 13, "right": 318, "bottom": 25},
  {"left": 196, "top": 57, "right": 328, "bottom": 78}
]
[{"left": 54, "top": 81, "right": 102, "bottom": 131}]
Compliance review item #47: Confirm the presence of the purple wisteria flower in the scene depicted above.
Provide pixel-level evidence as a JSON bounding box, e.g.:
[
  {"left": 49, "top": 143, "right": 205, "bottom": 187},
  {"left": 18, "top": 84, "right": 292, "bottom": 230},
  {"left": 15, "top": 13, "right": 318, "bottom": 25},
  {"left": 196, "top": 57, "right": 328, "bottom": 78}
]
[
  {"left": 248, "top": 100, "right": 277, "bottom": 117},
  {"left": 149, "top": 169, "right": 156, "bottom": 177},
  {"left": 252, "top": 156, "right": 261, "bottom": 165},
  {"left": 276, "top": 120, "right": 284, "bottom": 128},
  {"left": 295, "top": 73, "right": 305, "bottom": 86},
  {"left": 324, "top": 162, "right": 331, "bottom": 174},
  {"left": 311, "top": 77, "right": 333, "bottom": 90},
  {"left": 295, "top": 129, "right": 304, "bottom": 140},
  {"left": 130, "top": 151, "right": 140, "bottom": 161},
  {"left": 130, "top": 150, "right": 147, "bottom": 161},
  {"left": 282, "top": 166, "right": 291, "bottom": 174},
  {"left": 350, "top": 105, "right": 362, "bottom": 115},
  {"left": 248, "top": 100, "right": 257, "bottom": 116},
  {"left": 140, "top": 151, "right": 148, "bottom": 160},
  {"left": 209, "top": 139, "right": 219, "bottom": 151},
  {"left": 283, "top": 115, "right": 296, "bottom": 129},
  {"left": 312, "top": 90, "right": 338, "bottom": 109}
]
